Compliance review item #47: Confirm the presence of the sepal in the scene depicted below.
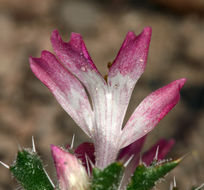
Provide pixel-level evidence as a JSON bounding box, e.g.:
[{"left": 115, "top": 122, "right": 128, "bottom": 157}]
[
  {"left": 10, "top": 149, "right": 54, "bottom": 190},
  {"left": 127, "top": 158, "right": 182, "bottom": 190},
  {"left": 90, "top": 162, "right": 124, "bottom": 190}
]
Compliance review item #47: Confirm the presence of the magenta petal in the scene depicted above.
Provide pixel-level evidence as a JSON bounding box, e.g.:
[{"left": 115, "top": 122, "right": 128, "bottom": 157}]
[
  {"left": 121, "top": 78, "right": 186, "bottom": 148},
  {"left": 51, "top": 30, "right": 105, "bottom": 86},
  {"left": 142, "top": 139, "right": 175, "bottom": 165},
  {"left": 51, "top": 30, "right": 96, "bottom": 71},
  {"left": 108, "top": 27, "right": 152, "bottom": 80},
  {"left": 51, "top": 145, "right": 89, "bottom": 190},
  {"left": 118, "top": 135, "right": 146, "bottom": 161},
  {"left": 74, "top": 142, "right": 95, "bottom": 172},
  {"left": 93, "top": 28, "right": 152, "bottom": 168},
  {"left": 29, "top": 51, "right": 93, "bottom": 137},
  {"left": 106, "top": 28, "right": 152, "bottom": 154}
]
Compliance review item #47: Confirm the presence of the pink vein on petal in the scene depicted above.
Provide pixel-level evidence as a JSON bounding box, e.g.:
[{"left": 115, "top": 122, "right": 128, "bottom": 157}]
[
  {"left": 29, "top": 51, "right": 93, "bottom": 137},
  {"left": 121, "top": 78, "right": 186, "bottom": 148}
]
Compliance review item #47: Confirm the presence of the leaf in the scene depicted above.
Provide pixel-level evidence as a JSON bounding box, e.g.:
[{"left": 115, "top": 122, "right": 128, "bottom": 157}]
[
  {"left": 90, "top": 162, "right": 124, "bottom": 190},
  {"left": 127, "top": 158, "right": 181, "bottom": 190},
  {"left": 10, "top": 149, "right": 54, "bottom": 190}
]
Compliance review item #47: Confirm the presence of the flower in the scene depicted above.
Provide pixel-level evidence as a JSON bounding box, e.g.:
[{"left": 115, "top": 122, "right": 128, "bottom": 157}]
[
  {"left": 29, "top": 27, "right": 186, "bottom": 169},
  {"left": 51, "top": 137, "right": 174, "bottom": 190},
  {"left": 71, "top": 137, "right": 175, "bottom": 189}
]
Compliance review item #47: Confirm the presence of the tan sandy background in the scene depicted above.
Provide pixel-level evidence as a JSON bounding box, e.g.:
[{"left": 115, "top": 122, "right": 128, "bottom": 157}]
[{"left": 0, "top": 0, "right": 204, "bottom": 189}]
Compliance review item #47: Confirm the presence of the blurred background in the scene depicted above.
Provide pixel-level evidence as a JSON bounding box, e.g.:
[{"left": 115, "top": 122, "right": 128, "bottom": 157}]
[{"left": 0, "top": 0, "right": 204, "bottom": 189}]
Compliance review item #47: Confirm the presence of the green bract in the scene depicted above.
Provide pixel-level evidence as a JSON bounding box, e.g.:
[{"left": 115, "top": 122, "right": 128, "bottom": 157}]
[
  {"left": 91, "top": 162, "right": 124, "bottom": 190},
  {"left": 127, "top": 159, "right": 181, "bottom": 190},
  {"left": 10, "top": 149, "right": 54, "bottom": 190}
]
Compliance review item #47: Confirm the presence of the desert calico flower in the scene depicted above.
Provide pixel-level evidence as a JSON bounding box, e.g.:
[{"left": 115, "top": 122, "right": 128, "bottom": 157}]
[
  {"left": 29, "top": 27, "right": 186, "bottom": 169},
  {"left": 72, "top": 137, "right": 175, "bottom": 189}
]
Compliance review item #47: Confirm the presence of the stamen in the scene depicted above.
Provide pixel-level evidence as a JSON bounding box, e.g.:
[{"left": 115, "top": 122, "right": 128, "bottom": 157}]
[{"left": 0, "top": 161, "right": 9, "bottom": 169}]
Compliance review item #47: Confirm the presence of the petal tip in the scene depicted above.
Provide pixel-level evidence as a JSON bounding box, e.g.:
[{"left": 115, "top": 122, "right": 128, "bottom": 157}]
[
  {"left": 70, "top": 32, "right": 82, "bottom": 38},
  {"left": 172, "top": 78, "right": 187, "bottom": 91},
  {"left": 141, "top": 27, "right": 152, "bottom": 44},
  {"left": 51, "top": 29, "right": 61, "bottom": 44},
  {"left": 28, "top": 56, "right": 34, "bottom": 64},
  {"left": 29, "top": 50, "right": 49, "bottom": 64},
  {"left": 40, "top": 50, "right": 53, "bottom": 59},
  {"left": 51, "top": 29, "right": 60, "bottom": 37},
  {"left": 143, "top": 26, "right": 152, "bottom": 35},
  {"left": 29, "top": 56, "right": 39, "bottom": 70},
  {"left": 178, "top": 78, "right": 187, "bottom": 89},
  {"left": 50, "top": 144, "right": 55, "bottom": 149}
]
